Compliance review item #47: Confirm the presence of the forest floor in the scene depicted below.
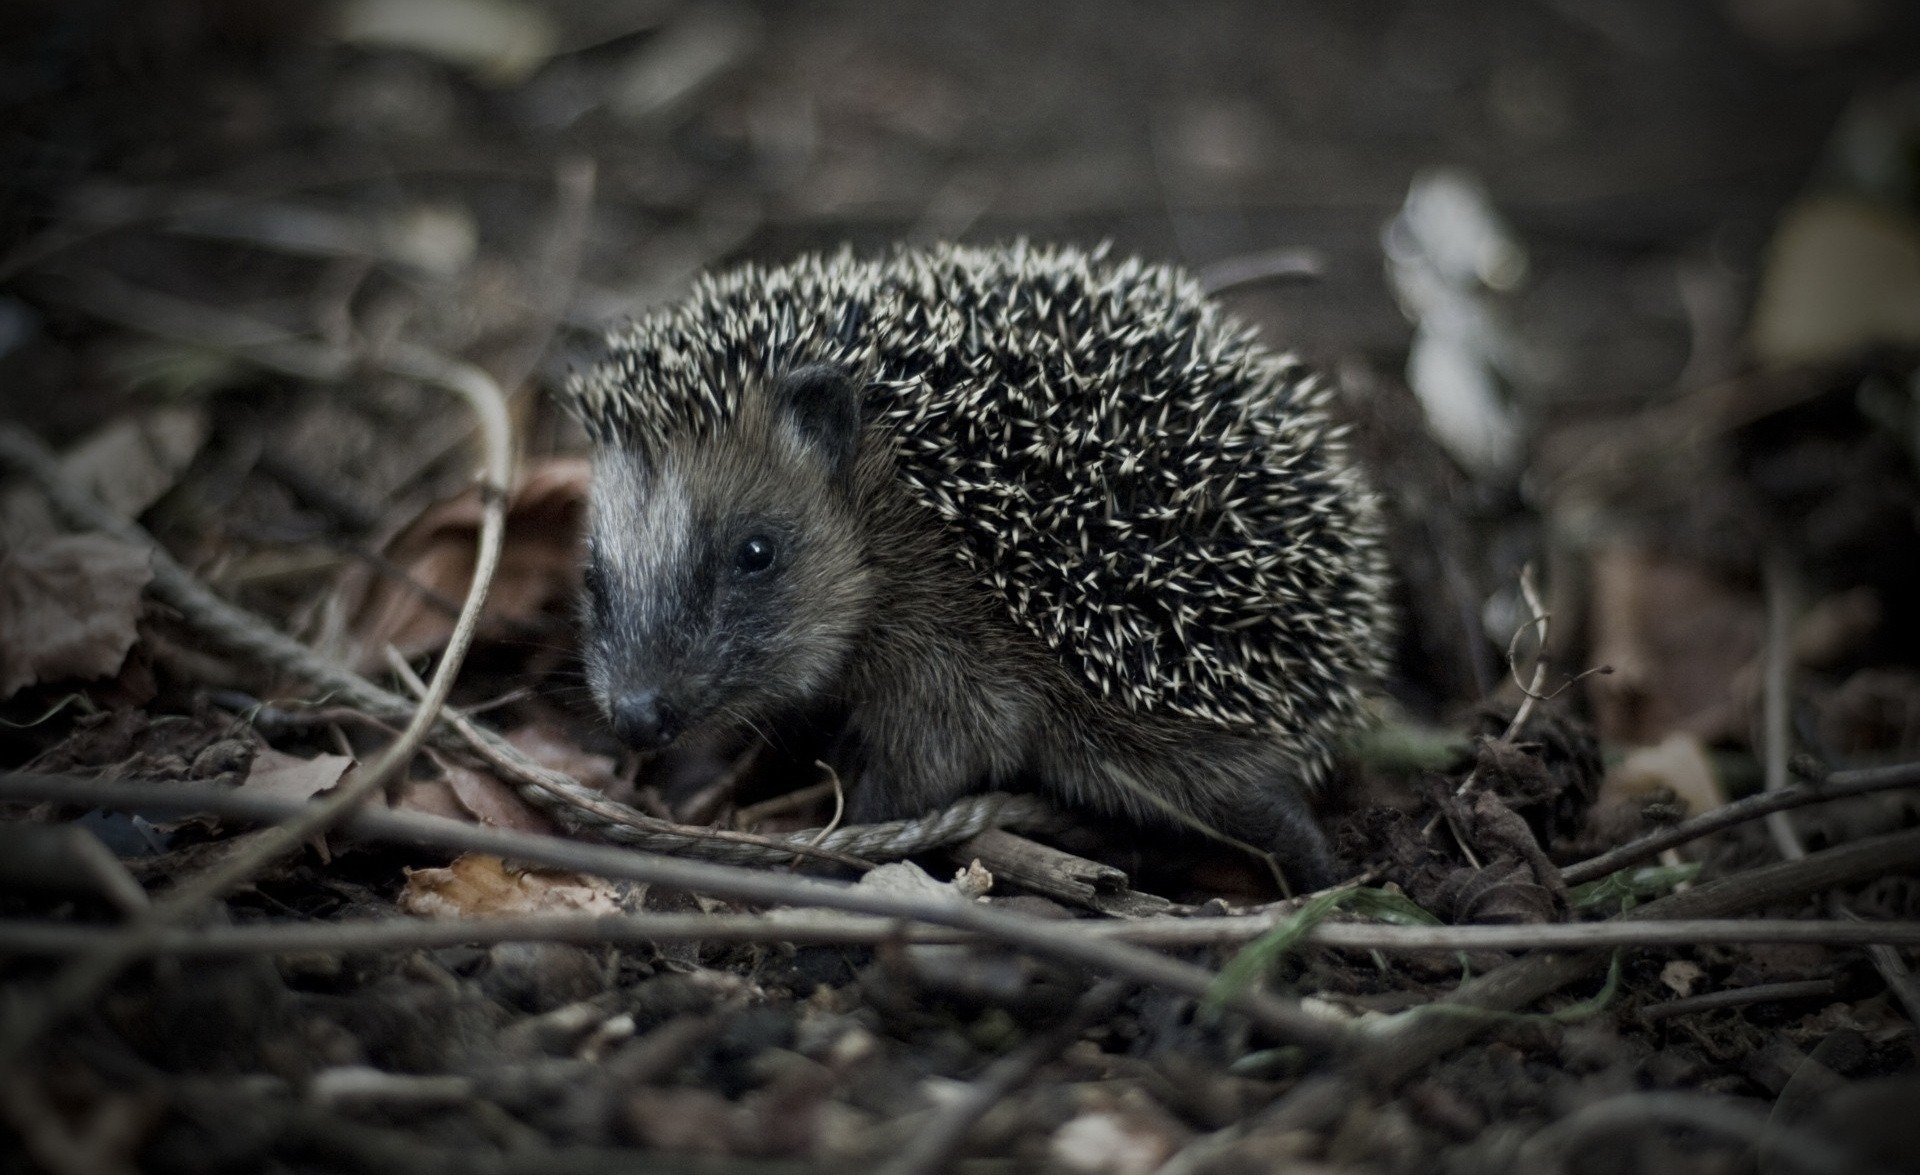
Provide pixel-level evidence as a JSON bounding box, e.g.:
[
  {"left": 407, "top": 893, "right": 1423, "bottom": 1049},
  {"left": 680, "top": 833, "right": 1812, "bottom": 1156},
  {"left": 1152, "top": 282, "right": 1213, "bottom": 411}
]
[{"left": 3, "top": 2, "right": 1920, "bottom": 1173}]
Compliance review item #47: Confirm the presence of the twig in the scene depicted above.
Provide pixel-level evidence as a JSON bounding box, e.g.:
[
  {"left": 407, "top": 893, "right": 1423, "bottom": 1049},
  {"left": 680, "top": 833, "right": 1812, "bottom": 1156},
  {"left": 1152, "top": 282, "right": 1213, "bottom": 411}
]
[
  {"left": 0, "top": 349, "right": 510, "bottom": 1070},
  {"left": 875, "top": 979, "right": 1131, "bottom": 1175},
  {"left": 1, "top": 910, "right": 1915, "bottom": 960},
  {"left": 1495, "top": 563, "right": 1551, "bottom": 746},
  {"left": 1515, "top": 1091, "right": 1878, "bottom": 1175},
  {"left": 948, "top": 828, "right": 1141, "bottom": 912},
  {"left": 1559, "top": 759, "right": 1920, "bottom": 886},
  {"left": 1762, "top": 551, "right": 1806, "bottom": 861},
  {"left": 1420, "top": 564, "right": 1568, "bottom": 860},
  {"left": 1370, "top": 825, "right": 1920, "bottom": 1086},
  {"left": 1639, "top": 978, "right": 1839, "bottom": 1023},
  {"left": 0, "top": 773, "right": 1355, "bottom": 1060},
  {"left": 805, "top": 760, "right": 846, "bottom": 849}
]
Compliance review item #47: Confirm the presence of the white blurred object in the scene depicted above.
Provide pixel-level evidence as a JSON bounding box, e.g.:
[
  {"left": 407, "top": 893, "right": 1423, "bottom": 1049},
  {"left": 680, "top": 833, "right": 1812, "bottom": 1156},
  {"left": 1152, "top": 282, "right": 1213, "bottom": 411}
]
[
  {"left": 1383, "top": 169, "right": 1531, "bottom": 479},
  {"left": 335, "top": 0, "right": 559, "bottom": 84}
]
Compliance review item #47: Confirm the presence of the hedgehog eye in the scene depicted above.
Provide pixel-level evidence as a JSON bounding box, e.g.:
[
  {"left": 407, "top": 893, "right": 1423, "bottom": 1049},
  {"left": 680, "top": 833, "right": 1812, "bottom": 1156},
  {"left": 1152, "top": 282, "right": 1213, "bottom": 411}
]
[
  {"left": 733, "top": 535, "right": 776, "bottom": 576},
  {"left": 582, "top": 549, "right": 609, "bottom": 610}
]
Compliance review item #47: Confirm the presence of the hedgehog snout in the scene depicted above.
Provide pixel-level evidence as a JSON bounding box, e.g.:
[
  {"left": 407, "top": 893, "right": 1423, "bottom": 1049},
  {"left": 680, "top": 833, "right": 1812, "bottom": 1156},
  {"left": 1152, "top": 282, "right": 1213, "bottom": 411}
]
[{"left": 610, "top": 688, "right": 684, "bottom": 750}]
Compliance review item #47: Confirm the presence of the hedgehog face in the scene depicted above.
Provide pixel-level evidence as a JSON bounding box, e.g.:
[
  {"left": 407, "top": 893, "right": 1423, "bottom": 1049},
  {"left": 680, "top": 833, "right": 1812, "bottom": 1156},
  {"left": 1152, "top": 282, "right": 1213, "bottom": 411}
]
[{"left": 580, "top": 366, "right": 873, "bottom": 751}]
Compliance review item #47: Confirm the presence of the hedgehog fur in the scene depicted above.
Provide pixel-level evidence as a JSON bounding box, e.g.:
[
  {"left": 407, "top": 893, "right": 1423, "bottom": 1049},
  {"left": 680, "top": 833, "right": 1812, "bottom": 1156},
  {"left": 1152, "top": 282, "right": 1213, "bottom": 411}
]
[{"left": 569, "top": 241, "right": 1392, "bottom": 883}]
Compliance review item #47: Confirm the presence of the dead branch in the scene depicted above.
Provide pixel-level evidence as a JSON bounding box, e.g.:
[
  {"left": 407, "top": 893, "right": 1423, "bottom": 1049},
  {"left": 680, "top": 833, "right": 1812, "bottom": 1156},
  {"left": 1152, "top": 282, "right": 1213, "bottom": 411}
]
[
  {"left": 2, "top": 910, "right": 1915, "bottom": 960},
  {"left": 1638, "top": 978, "right": 1838, "bottom": 1023},
  {"left": 1560, "top": 759, "right": 1920, "bottom": 885}
]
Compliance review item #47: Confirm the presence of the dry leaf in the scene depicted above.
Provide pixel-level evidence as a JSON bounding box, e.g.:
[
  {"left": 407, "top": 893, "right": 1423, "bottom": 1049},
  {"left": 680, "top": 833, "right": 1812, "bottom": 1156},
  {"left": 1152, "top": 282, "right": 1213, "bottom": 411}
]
[
  {"left": 390, "top": 760, "right": 556, "bottom": 834},
  {"left": 0, "top": 534, "right": 152, "bottom": 698},
  {"left": 239, "top": 748, "right": 354, "bottom": 802},
  {"left": 391, "top": 776, "right": 472, "bottom": 823},
  {"left": 505, "top": 723, "right": 622, "bottom": 792},
  {"left": 438, "top": 762, "right": 557, "bottom": 834},
  {"left": 398, "top": 852, "right": 622, "bottom": 919},
  {"left": 339, "top": 456, "right": 588, "bottom": 671},
  {"left": 1, "top": 408, "right": 207, "bottom": 543}
]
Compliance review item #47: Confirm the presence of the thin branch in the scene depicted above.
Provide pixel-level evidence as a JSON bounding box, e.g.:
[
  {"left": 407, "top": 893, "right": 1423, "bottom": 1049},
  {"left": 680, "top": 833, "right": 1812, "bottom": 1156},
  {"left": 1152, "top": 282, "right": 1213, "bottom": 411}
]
[
  {"left": 1, "top": 911, "right": 1915, "bottom": 960},
  {"left": 1639, "top": 978, "right": 1838, "bottom": 1023},
  {"left": 0, "top": 338, "right": 511, "bottom": 1070},
  {"left": 1559, "top": 759, "right": 1920, "bottom": 885},
  {"left": 0, "top": 773, "right": 1354, "bottom": 1060},
  {"left": 1762, "top": 550, "right": 1807, "bottom": 862},
  {"left": 1496, "top": 562, "right": 1551, "bottom": 745}
]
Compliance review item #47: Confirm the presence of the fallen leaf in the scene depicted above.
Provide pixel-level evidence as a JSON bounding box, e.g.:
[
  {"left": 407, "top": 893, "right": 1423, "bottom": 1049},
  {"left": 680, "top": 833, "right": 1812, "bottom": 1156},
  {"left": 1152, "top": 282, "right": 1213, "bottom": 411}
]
[
  {"left": 338, "top": 456, "right": 589, "bottom": 671},
  {"left": 436, "top": 761, "right": 557, "bottom": 834},
  {"left": 1, "top": 407, "right": 208, "bottom": 542},
  {"left": 398, "top": 852, "right": 623, "bottom": 919},
  {"left": 505, "top": 723, "right": 622, "bottom": 793},
  {"left": 392, "top": 776, "right": 471, "bottom": 823},
  {"left": 239, "top": 748, "right": 354, "bottom": 802},
  {"left": 0, "top": 535, "right": 152, "bottom": 698}
]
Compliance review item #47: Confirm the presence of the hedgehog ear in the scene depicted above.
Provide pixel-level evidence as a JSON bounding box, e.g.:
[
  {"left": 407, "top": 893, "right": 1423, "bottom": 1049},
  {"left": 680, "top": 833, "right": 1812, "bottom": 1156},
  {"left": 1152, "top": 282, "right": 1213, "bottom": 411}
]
[{"left": 772, "top": 364, "right": 861, "bottom": 480}]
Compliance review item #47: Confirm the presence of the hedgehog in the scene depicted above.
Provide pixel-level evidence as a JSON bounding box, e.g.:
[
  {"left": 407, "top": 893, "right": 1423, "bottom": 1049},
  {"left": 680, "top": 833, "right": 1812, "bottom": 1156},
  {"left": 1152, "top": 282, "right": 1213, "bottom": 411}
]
[{"left": 566, "top": 242, "right": 1391, "bottom": 888}]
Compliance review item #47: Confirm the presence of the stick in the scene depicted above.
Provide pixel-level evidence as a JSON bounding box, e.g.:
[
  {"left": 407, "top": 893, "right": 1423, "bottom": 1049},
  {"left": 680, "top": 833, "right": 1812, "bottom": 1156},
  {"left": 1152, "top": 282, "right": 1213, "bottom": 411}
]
[
  {"left": 1762, "top": 551, "right": 1807, "bottom": 861},
  {"left": 949, "top": 828, "right": 1132, "bottom": 909},
  {"left": 1559, "top": 760, "right": 1920, "bottom": 885},
  {"left": 0, "top": 774, "right": 1353, "bottom": 1060},
  {"left": 2, "top": 910, "right": 1915, "bottom": 960},
  {"left": 1638, "top": 978, "right": 1838, "bottom": 1023}
]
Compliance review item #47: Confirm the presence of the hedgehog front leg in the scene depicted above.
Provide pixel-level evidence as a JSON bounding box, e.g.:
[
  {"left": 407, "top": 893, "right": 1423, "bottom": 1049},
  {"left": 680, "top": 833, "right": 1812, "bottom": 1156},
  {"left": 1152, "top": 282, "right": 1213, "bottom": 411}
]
[{"left": 1038, "top": 725, "right": 1343, "bottom": 893}]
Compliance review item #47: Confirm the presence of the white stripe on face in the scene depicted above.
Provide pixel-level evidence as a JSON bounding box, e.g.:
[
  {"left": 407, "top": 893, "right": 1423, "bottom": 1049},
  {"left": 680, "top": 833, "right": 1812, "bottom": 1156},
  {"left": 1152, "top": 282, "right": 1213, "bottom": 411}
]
[{"left": 591, "top": 450, "right": 695, "bottom": 640}]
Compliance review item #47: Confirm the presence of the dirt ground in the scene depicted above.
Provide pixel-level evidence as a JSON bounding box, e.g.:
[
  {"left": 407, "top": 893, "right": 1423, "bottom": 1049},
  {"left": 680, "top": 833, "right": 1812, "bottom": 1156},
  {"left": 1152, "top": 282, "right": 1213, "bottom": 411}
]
[{"left": 3, "top": 2, "right": 1920, "bottom": 1173}]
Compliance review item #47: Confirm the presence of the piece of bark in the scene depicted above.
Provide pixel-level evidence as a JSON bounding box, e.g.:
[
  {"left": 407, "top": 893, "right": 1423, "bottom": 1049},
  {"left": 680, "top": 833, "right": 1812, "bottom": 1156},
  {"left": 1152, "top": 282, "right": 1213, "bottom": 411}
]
[{"left": 951, "top": 828, "right": 1171, "bottom": 916}]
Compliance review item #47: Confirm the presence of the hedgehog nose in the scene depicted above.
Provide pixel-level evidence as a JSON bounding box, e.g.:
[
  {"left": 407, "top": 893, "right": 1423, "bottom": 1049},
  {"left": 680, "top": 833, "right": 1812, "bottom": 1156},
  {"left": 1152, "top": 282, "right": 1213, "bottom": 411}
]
[{"left": 611, "top": 690, "right": 680, "bottom": 749}]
